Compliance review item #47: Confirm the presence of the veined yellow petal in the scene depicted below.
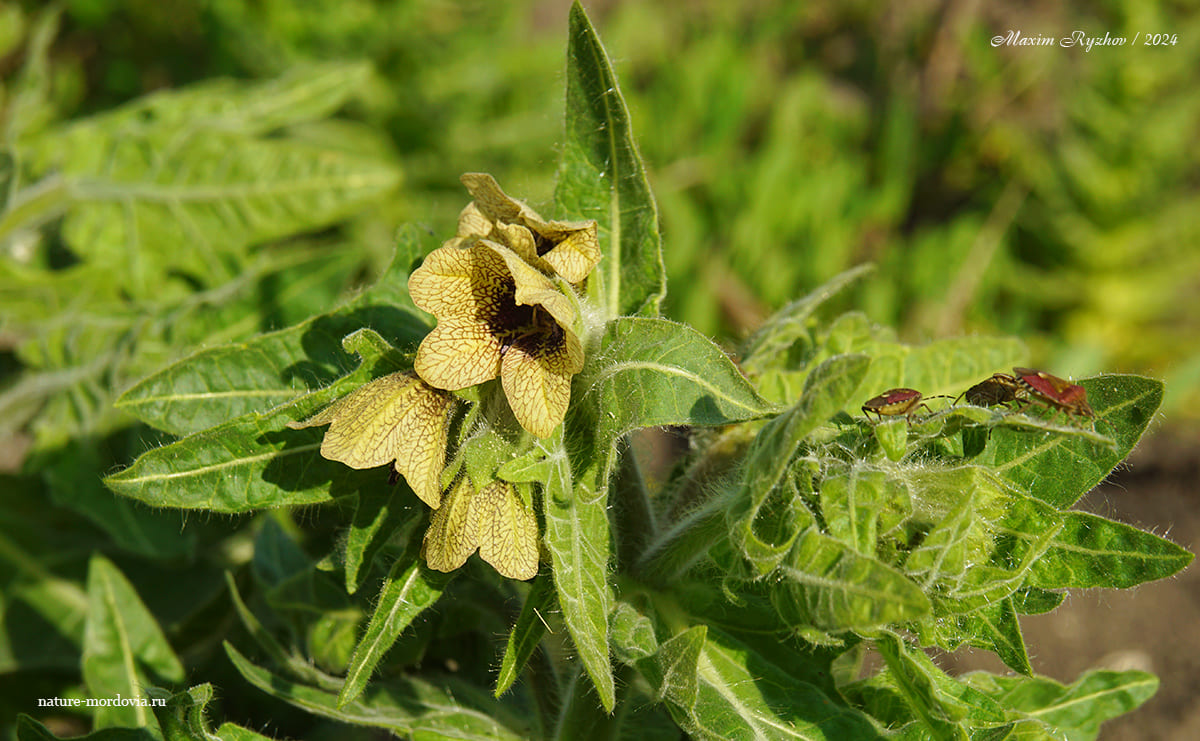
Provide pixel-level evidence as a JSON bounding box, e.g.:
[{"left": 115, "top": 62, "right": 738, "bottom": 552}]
[
  {"left": 501, "top": 343, "right": 573, "bottom": 438},
  {"left": 479, "top": 241, "right": 576, "bottom": 331},
  {"left": 456, "top": 201, "right": 493, "bottom": 238},
  {"left": 414, "top": 318, "right": 503, "bottom": 390},
  {"left": 536, "top": 226, "right": 601, "bottom": 284},
  {"left": 472, "top": 482, "right": 538, "bottom": 580},
  {"left": 408, "top": 241, "right": 510, "bottom": 320},
  {"left": 422, "top": 477, "right": 479, "bottom": 573},
  {"left": 287, "top": 372, "right": 452, "bottom": 507},
  {"left": 390, "top": 384, "right": 453, "bottom": 509},
  {"left": 461, "top": 172, "right": 599, "bottom": 283},
  {"left": 492, "top": 222, "right": 543, "bottom": 267},
  {"left": 461, "top": 172, "right": 528, "bottom": 224}
]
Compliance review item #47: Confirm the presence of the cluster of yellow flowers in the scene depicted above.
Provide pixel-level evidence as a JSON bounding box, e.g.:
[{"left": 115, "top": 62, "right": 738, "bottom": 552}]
[{"left": 291, "top": 174, "right": 599, "bottom": 580}]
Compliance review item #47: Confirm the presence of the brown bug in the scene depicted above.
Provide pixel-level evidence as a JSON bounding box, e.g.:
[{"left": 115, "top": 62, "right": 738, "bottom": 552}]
[
  {"left": 955, "top": 373, "right": 1024, "bottom": 408},
  {"left": 1011, "top": 367, "right": 1094, "bottom": 419},
  {"left": 862, "top": 388, "right": 951, "bottom": 422}
]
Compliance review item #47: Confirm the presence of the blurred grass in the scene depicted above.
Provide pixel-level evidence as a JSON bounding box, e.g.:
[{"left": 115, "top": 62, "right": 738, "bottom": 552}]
[{"left": 7, "top": 0, "right": 1200, "bottom": 416}]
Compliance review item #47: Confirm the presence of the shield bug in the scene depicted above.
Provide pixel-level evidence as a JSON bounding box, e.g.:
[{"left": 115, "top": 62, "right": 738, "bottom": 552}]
[
  {"left": 862, "top": 388, "right": 950, "bottom": 422},
  {"left": 1011, "top": 367, "right": 1094, "bottom": 419},
  {"left": 955, "top": 373, "right": 1024, "bottom": 408}
]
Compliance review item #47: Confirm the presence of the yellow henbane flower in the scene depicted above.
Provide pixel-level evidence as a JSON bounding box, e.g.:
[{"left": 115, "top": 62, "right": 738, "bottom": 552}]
[
  {"left": 422, "top": 478, "right": 538, "bottom": 580},
  {"left": 456, "top": 172, "right": 600, "bottom": 284},
  {"left": 288, "top": 371, "right": 452, "bottom": 508},
  {"left": 409, "top": 239, "right": 584, "bottom": 437}
]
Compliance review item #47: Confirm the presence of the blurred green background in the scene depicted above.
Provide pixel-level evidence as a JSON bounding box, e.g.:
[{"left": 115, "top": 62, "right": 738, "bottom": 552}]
[{"left": 5, "top": 0, "right": 1200, "bottom": 437}]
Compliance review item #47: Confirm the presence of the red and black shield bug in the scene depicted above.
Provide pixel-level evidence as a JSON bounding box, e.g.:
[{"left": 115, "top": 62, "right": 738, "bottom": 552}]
[
  {"left": 862, "top": 388, "right": 951, "bottom": 422},
  {"left": 955, "top": 373, "right": 1024, "bottom": 408},
  {"left": 1011, "top": 367, "right": 1094, "bottom": 419}
]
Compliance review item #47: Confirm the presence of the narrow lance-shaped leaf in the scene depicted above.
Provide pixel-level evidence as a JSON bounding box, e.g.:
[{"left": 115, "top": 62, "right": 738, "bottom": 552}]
[
  {"left": 225, "top": 643, "right": 531, "bottom": 740},
  {"left": 1024, "top": 510, "right": 1192, "bottom": 589},
  {"left": 495, "top": 572, "right": 556, "bottom": 697},
  {"left": 673, "top": 625, "right": 879, "bottom": 739},
  {"left": 338, "top": 553, "right": 454, "bottom": 708},
  {"left": 920, "top": 596, "right": 1032, "bottom": 676},
  {"left": 105, "top": 329, "right": 409, "bottom": 512},
  {"left": 556, "top": 1, "right": 665, "bottom": 318},
  {"left": 82, "top": 555, "right": 184, "bottom": 734},
  {"left": 964, "top": 669, "right": 1159, "bottom": 737},
  {"left": 540, "top": 426, "right": 616, "bottom": 712}
]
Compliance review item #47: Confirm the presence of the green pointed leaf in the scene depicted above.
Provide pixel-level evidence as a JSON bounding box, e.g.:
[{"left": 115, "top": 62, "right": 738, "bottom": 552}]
[
  {"left": 105, "top": 329, "right": 411, "bottom": 512},
  {"left": 541, "top": 433, "right": 615, "bottom": 712},
  {"left": 962, "top": 598, "right": 1033, "bottom": 676},
  {"left": 495, "top": 572, "right": 556, "bottom": 697},
  {"left": 116, "top": 231, "right": 434, "bottom": 436},
  {"left": 564, "top": 315, "right": 774, "bottom": 644},
  {"left": 916, "top": 596, "right": 1032, "bottom": 676},
  {"left": 105, "top": 401, "right": 365, "bottom": 512},
  {"left": 978, "top": 375, "right": 1162, "bottom": 508},
  {"left": 965, "top": 669, "right": 1158, "bottom": 737},
  {"left": 774, "top": 528, "right": 930, "bottom": 631},
  {"left": 1025, "top": 511, "right": 1193, "bottom": 589},
  {"left": 678, "top": 626, "right": 879, "bottom": 739},
  {"left": 339, "top": 554, "right": 453, "bottom": 707},
  {"left": 556, "top": 2, "right": 665, "bottom": 318},
  {"left": 83, "top": 554, "right": 183, "bottom": 735},
  {"left": 579, "top": 317, "right": 772, "bottom": 448},
  {"left": 225, "top": 643, "right": 531, "bottom": 740}
]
